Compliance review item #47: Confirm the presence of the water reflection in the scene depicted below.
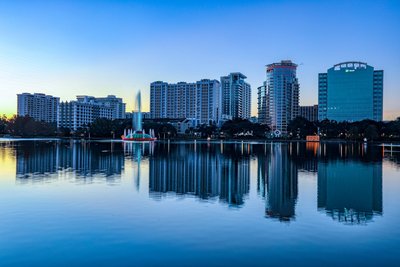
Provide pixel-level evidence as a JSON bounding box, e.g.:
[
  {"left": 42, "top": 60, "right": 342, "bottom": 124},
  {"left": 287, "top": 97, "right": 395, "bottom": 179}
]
[
  {"left": 15, "top": 141, "right": 125, "bottom": 183},
  {"left": 6, "top": 140, "right": 393, "bottom": 224},
  {"left": 316, "top": 143, "right": 383, "bottom": 225},
  {"left": 317, "top": 161, "right": 382, "bottom": 224},
  {"left": 149, "top": 143, "right": 250, "bottom": 207},
  {"left": 258, "top": 144, "right": 298, "bottom": 222}
]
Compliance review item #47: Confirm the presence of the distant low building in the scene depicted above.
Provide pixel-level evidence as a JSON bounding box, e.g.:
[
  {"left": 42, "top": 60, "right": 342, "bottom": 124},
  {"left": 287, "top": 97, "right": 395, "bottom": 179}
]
[
  {"left": 300, "top": 105, "right": 318, "bottom": 122},
  {"left": 249, "top": 116, "right": 258, "bottom": 124},
  {"left": 17, "top": 93, "right": 59, "bottom": 123},
  {"left": 126, "top": 111, "right": 150, "bottom": 119},
  {"left": 173, "top": 118, "right": 199, "bottom": 134}
]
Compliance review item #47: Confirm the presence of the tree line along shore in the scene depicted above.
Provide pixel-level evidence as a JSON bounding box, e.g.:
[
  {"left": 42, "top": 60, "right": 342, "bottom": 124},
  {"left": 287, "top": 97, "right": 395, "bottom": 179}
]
[{"left": 1, "top": 115, "right": 400, "bottom": 142}]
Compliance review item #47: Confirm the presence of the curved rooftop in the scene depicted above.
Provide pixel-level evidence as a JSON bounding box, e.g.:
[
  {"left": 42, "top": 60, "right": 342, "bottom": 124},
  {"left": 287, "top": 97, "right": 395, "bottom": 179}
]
[{"left": 333, "top": 61, "right": 368, "bottom": 70}]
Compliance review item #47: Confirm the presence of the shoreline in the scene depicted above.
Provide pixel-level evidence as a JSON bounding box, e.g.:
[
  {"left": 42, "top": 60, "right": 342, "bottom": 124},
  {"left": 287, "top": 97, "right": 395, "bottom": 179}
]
[{"left": 1, "top": 136, "right": 400, "bottom": 145}]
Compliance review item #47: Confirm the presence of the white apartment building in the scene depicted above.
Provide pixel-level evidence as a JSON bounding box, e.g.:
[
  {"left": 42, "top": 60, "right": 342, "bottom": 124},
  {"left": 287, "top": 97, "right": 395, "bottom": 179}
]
[
  {"left": 58, "top": 96, "right": 114, "bottom": 131},
  {"left": 17, "top": 93, "right": 60, "bottom": 123},
  {"left": 150, "top": 79, "right": 221, "bottom": 125}
]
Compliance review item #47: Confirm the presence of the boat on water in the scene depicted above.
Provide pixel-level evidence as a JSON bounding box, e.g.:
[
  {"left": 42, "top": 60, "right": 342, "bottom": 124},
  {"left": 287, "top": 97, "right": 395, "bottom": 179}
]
[{"left": 122, "top": 91, "right": 156, "bottom": 142}]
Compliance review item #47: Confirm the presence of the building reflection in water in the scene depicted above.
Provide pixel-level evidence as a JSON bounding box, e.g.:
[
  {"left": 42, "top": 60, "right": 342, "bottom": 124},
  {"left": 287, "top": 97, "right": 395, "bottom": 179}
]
[
  {"left": 12, "top": 139, "right": 388, "bottom": 222},
  {"left": 149, "top": 142, "right": 250, "bottom": 207},
  {"left": 317, "top": 143, "right": 383, "bottom": 225},
  {"left": 16, "top": 141, "right": 125, "bottom": 183},
  {"left": 258, "top": 143, "right": 298, "bottom": 222}
]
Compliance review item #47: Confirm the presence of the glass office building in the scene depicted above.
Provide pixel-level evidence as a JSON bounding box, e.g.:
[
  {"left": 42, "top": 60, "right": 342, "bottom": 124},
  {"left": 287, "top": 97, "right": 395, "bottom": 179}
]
[
  {"left": 318, "top": 62, "right": 383, "bottom": 122},
  {"left": 259, "top": 60, "right": 299, "bottom": 135}
]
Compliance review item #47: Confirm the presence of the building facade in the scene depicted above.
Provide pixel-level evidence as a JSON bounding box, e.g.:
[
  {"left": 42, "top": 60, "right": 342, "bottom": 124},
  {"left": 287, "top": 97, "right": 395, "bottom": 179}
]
[
  {"left": 58, "top": 96, "right": 113, "bottom": 131},
  {"left": 220, "top": 73, "right": 251, "bottom": 120},
  {"left": 150, "top": 79, "right": 221, "bottom": 125},
  {"left": 299, "top": 105, "right": 318, "bottom": 122},
  {"left": 258, "top": 60, "right": 299, "bottom": 134},
  {"left": 257, "top": 82, "right": 269, "bottom": 125},
  {"left": 17, "top": 93, "right": 59, "bottom": 123},
  {"left": 318, "top": 62, "right": 383, "bottom": 122},
  {"left": 93, "top": 95, "right": 126, "bottom": 119}
]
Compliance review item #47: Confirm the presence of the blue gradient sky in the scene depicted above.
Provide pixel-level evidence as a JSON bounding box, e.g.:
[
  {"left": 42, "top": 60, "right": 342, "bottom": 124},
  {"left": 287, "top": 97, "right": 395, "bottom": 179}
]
[{"left": 0, "top": 0, "right": 399, "bottom": 119}]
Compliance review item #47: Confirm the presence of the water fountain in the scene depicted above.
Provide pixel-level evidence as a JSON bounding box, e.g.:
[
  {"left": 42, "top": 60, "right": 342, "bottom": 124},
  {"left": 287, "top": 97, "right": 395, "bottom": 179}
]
[{"left": 121, "top": 91, "right": 156, "bottom": 141}]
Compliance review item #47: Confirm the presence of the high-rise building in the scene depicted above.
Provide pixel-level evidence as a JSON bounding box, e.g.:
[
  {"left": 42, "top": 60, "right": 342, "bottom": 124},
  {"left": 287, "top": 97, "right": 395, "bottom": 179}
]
[
  {"left": 257, "top": 82, "right": 269, "bottom": 125},
  {"left": 259, "top": 60, "right": 299, "bottom": 134},
  {"left": 92, "top": 95, "right": 126, "bottom": 119},
  {"left": 220, "top": 73, "right": 251, "bottom": 120},
  {"left": 150, "top": 79, "right": 221, "bottom": 125},
  {"left": 299, "top": 105, "right": 318, "bottom": 122},
  {"left": 318, "top": 61, "right": 383, "bottom": 122},
  {"left": 58, "top": 96, "right": 113, "bottom": 131},
  {"left": 150, "top": 81, "right": 169, "bottom": 119},
  {"left": 17, "top": 93, "right": 59, "bottom": 123}
]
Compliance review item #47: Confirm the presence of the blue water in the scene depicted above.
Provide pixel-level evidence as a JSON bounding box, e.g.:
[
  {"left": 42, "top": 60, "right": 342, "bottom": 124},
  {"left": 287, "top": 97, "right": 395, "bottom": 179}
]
[{"left": 0, "top": 140, "right": 399, "bottom": 266}]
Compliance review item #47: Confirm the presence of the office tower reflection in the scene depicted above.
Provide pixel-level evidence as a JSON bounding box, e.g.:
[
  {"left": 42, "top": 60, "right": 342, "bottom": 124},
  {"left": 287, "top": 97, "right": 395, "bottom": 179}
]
[
  {"left": 16, "top": 141, "right": 124, "bottom": 182},
  {"left": 264, "top": 144, "right": 298, "bottom": 222},
  {"left": 256, "top": 144, "right": 270, "bottom": 199},
  {"left": 149, "top": 142, "right": 250, "bottom": 207},
  {"left": 219, "top": 156, "right": 250, "bottom": 206},
  {"left": 318, "top": 160, "right": 382, "bottom": 224}
]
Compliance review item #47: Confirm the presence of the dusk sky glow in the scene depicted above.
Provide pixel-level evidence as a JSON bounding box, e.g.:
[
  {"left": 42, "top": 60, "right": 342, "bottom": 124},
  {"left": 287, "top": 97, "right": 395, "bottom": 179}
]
[{"left": 1, "top": 0, "right": 399, "bottom": 119}]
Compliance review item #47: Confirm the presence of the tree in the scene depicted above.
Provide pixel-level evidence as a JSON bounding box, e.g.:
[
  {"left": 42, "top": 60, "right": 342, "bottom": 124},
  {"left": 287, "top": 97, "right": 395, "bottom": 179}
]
[
  {"left": 221, "top": 119, "right": 270, "bottom": 138},
  {"left": 287, "top": 117, "right": 317, "bottom": 138},
  {"left": 348, "top": 126, "right": 359, "bottom": 140},
  {"left": 89, "top": 118, "right": 117, "bottom": 138},
  {"left": 6, "top": 116, "right": 56, "bottom": 137},
  {"left": 0, "top": 115, "right": 7, "bottom": 134},
  {"left": 364, "top": 125, "right": 378, "bottom": 141},
  {"left": 143, "top": 122, "right": 177, "bottom": 139},
  {"left": 195, "top": 124, "right": 217, "bottom": 138}
]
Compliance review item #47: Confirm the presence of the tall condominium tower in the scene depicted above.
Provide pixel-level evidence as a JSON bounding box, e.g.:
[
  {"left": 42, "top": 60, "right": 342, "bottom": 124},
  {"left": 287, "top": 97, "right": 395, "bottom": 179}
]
[
  {"left": 258, "top": 60, "right": 299, "bottom": 134},
  {"left": 150, "top": 79, "right": 221, "bottom": 125},
  {"left": 17, "top": 93, "right": 60, "bottom": 123},
  {"left": 299, "top": 105, "right": 319, "bottom": 122},
  {"left": 318, "top": 61, "right": 383, "bottom": 122},
  {"left": 257, "top": 81, "right": 269, "bottom": 125},
  {"left": 220, "top": 73, "right": 251, "bottom": 120}
]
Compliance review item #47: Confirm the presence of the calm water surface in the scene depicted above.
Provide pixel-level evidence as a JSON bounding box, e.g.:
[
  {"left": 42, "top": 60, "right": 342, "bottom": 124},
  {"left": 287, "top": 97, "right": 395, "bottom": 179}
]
[{"left": 0, "top": 140, "right": 399, "bottom": 266}]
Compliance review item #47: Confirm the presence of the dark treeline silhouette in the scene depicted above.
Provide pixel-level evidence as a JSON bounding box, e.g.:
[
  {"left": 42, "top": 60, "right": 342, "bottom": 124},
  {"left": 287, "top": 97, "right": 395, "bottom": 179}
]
[
  {"left": 3, "top": 116, "right": 57, "bottom": 137},
  {"left": 0, "top": 116, "right": 177, "bottom": 139},
  {"left": 221, "top": 119, "right": 270, "bottom": 138},
  {"left": 288, "top": 117, "right": 400, "bottom": 141},
  {"left": 1, "top": 115, "right": 400, "bottom": 141}
]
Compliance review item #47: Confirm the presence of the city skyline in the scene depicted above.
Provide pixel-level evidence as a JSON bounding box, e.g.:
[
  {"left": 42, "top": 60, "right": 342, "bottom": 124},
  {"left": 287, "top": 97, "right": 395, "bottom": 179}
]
[{"left": 1, "top": 0, "right": 399, "bottom": 119}]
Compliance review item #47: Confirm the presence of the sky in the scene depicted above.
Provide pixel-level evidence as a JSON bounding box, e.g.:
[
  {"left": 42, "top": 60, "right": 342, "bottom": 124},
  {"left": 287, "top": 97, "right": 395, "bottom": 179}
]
[{"left": 0, "top": 0, "right": 399, "bottom": 119}]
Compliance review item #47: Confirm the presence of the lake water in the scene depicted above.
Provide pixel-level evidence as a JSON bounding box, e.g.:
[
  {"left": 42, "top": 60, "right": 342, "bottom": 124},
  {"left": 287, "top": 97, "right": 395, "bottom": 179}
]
[{"left": 0, "top": 140, "right": 399, "bottom": 266}]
